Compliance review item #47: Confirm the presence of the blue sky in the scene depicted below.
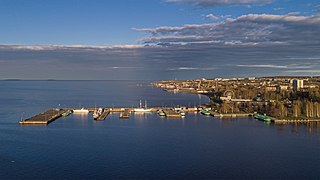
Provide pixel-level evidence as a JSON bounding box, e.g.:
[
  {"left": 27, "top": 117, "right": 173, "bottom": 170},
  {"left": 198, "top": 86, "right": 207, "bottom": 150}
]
[
  {"left": 0, "top": 0, "right": 318, "bottom": 45},
  {"left": 0, "top": 0, "right": 319, "bottom": 80}
]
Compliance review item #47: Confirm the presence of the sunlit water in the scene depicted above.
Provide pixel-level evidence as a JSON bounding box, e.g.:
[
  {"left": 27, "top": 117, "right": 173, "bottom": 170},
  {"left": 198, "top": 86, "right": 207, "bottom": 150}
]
[{"left": 0, "top": 81, "right": 320, "bottom": 179}]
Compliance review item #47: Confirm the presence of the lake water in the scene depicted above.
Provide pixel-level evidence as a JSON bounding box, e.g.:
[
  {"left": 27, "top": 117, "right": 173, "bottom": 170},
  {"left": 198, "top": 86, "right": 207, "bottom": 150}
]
[{"left": 1, "top": 80, "right": 320, "bottom": 179}]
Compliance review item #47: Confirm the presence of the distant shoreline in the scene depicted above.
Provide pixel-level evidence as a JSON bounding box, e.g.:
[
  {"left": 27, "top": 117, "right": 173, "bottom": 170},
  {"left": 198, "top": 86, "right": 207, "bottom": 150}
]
[{"left": 2, "top": 76, "right": 319, "bottom": 82}]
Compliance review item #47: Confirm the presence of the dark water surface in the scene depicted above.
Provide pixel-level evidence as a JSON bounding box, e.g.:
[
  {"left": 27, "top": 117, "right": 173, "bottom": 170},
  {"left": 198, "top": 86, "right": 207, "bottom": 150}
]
[{"left": 1, "top": 81, "right": 320, "bottom": 179}]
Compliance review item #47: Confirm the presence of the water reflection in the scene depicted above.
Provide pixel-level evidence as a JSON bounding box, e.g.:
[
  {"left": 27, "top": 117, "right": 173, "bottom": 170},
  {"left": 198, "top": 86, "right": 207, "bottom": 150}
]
[
  {"left": 288, "top": 122, "right": 320, "bottom": 135},
  {"left": 72, "top": 113, "right": 89, "bottom": 126}
]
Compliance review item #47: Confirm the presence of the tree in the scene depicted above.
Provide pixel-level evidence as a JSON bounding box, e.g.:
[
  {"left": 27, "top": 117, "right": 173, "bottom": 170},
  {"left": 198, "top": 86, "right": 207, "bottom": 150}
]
[{"left": 292, "top": 100, "right": 301, "bottom": 118}]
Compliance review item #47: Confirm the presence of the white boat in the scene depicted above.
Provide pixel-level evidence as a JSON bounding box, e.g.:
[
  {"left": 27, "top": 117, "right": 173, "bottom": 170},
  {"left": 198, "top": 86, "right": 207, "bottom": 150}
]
[
  {"left": 62, "top": 110, "right": 73, "bottom": 117},
  {"left": 93, "top": 108, "right": 103, "bottom": 119},
  {"left": 177, "top": 110, "right": 186, "bottom": 116},
  {"left": 73, "top": 108, "right": 89, "bottom": 114},
  {"left": 158, "top": 109, "right": 166, "bottom": 116},
  {"left": 134, "top": 108, "right": 152, "bottom": 112},
  {"left": 134, "top": 100, "right": 152, "bottom": 112}
]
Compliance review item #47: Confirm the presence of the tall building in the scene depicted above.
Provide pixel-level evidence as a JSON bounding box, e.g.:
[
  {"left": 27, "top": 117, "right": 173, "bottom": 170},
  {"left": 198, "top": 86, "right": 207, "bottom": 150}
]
[{"left": 293, "top": 79, "right": 304, "bottom": 91}]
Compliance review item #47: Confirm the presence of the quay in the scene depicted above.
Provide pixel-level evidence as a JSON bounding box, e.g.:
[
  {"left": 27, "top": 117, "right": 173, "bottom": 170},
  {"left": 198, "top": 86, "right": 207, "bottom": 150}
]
[
  {"left": 163, "top": 109, "right": 181, "bottom": 118},
  {"left": 211, "top": 112, "right": 251, "bottom": 118},
  {"left": 19, "top": 109, "right": 66, "bottom": 125},
  {"left": 96, "top": 108, "right": 110, "bottom": 120},
  {"left": 120, "top": 109, "right": 131, "bottom": 118},
  {"left": 272, "top": 119, "right": 320, "bottom": 124}
]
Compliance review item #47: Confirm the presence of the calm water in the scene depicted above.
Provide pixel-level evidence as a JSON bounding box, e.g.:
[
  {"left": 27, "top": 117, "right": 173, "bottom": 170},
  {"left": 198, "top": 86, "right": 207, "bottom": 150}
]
[{"left": 1, "top": 81, "right": 320, "bottom": 179}]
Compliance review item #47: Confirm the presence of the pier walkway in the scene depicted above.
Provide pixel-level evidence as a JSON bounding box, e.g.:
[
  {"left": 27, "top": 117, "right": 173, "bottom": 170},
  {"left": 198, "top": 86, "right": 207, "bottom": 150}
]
[
  {"left": 163, "top": 109, "right": 181, "bottom": 118},
  {"left": 19, "top": 109, "right": 66, "bottom": 125},
  {"left": 120, "top": 109, "right": 131, "bottom": 118},
  {"left": 96, "top": 108, "right": 110, "bottom": 121},
  {"left": 272, "top": 119, "right": 320, "bottom": 124}
]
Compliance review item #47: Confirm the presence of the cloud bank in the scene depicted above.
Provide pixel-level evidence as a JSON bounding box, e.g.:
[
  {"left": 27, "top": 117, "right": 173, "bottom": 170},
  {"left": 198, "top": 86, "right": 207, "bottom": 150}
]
[
  {"left": 0, "top": 41, "right": 319, "bottom": 80},
  {"left": 135, "top": 14, "right": 320, "bottom": 46}
]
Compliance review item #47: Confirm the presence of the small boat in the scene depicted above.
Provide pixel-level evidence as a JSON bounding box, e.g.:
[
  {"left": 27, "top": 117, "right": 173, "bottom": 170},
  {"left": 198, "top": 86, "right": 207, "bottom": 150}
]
[
  {"left": 177, "top": 110, "right": 186, "bottom": 116},
  {"left": 62, "top": 110, "right": 72, "bottom": 117},
  {"left": 201, "top": 109, "right": 211, "bottom": 116},
  {"left": 93, "top": 108, "right": 103, "bottom": 119},
  {"left": 157, "top": 109, "right": 166, "bottom": 116},
  {"left": 254, "top": 114, "right": 271, "bottom": 122},
  {"left": 73, "top": 108, "right": 89, "bottom": 114}
]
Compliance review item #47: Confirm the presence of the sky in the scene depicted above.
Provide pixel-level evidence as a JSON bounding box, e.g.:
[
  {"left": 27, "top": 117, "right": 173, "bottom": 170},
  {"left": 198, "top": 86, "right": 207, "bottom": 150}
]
[{"left": 0, "top": 0, "right": 319, "bottom": 80}]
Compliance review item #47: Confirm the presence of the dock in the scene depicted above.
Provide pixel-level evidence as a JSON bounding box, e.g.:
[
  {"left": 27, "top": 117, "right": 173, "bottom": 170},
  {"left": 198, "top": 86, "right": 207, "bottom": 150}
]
[
  {"left": 272, "top": 119, "right": 320, "bottom": 124},
  {"left": 163, "top": 109, "right": 182, "bottom": 118},
  {"left": 211, "top": 112, "right": 251, "bottom": 118},
  {"left": 96, "top": 108, "right": 110, "bottom": 120},
  {"left": 120, "top": 109, "right": 131, "bottom": 118},
  {"left": 19, "top": 109, "right": 65, "bottom": 125}
]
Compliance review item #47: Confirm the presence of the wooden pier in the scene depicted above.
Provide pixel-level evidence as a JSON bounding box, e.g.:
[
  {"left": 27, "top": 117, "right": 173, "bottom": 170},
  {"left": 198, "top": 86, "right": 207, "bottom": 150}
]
[
  {"left": 163, "top": 109, "right": 182, "bottom": 118},
  {"left": 19, "top": 109, "right": 66, "bottom": 125},
  {"left": 272, "top": 119, "right": 320, "bottom": 124},
  {"left": 96, "top": 108, "right": 110, "bottom": 121},
  {"left": 120, "top": 109, "right": 131, "bottom": 118},
  {"left": 211, "top": 112, "right": 251, "bottom": 118}
]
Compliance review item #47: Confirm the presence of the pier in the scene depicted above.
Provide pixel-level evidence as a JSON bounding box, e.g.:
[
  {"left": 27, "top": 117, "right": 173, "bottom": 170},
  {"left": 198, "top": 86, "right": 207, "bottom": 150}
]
[
  {"left": 19, "top": 106, "right": 320, "bottom": 126},
  {"left": 272, "top": 119, "right": 320, "bottom": 124},
  {"left": 20, "top": 107, "right": 195, "bottom": 125},
  {"left": 211, "top": 112, "right": 251, "bottom": 118},
  {"left": 19, "top": 109, "right": 66, "bottom": 125},
  {"left": 96, "top": 108, "right": 110, "bottom": 120},
  {"left": 163, "top": 109, "right": 182, "bottom": 118},
  {"left": 120, "top": 109, "right": 131, "bottom": 118}
]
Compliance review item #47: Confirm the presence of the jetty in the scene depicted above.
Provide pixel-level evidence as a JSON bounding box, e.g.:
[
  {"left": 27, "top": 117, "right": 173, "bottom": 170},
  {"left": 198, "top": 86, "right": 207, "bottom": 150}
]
[
  {"left": 120, "top": 109, "right": 131, "bottom": 118},
  {"left": 211, "top": 112, "right": 251, "bottom": 118},
  {"left": 96, "top": 108, "right": 110, "bottom": 120},
  {"left": 19, "top": 109, "right": 66, "bottom": 125},
  {"left": 272, "top": 119, "right": 320, "bottom": 124},
  {"left": 22, "top": 106, "right": 253, "bottom": 125},
  {"left": 163, "top": 109, "right": 181, "bottom": 118}
]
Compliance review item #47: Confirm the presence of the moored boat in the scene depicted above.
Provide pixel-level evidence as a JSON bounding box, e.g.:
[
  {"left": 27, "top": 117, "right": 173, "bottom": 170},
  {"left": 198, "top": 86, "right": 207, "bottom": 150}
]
[
  {"left": 157, "top": 109, "right": 166, "bottom": 116},
  {"left": 73, "top": 108, "right": 89, "bottom": 114},
  {"left": 62, "top": 110, "right": 73, "bottom": 117},
  {"left": 254, "top": 114, "right": 271, "bottom": 122},
  {"left": 93, "top": 108, "right": 103, "bottom": 119},
  {"left": 201, "top": 109, "right": 211, "bottom": 116},
  {"left": 177, "top": 110, "right": 186, "bottom": 116}
]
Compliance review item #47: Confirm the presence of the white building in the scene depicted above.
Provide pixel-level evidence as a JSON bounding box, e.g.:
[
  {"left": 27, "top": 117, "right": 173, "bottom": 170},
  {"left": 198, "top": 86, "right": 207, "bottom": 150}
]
[{"left": 293, "top": 79, "right": 304, "bottom": 91}]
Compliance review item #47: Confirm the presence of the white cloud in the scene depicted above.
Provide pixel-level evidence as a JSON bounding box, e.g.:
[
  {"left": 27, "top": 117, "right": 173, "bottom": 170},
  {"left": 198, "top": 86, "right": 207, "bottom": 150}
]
[
  {"left": 287, "top": 12, "right": 300, "bottom": 15},
  {"left": 285, "top": 70, "right": 320, "bottom": 73},
  {"left": 168, "top": 67, "right": 216, "bottom": 70},
  {"left": 205, "top": 13, "right": 219, "bottom": 20},
  {"left": 273, "top": 7, "right": 284, "bottom": 11},
  {"left": 236, "top": 64, "right": 289, "bottom": 68},
  {"left": 236, "top": 64, "right": 314, "bottom": 69}
]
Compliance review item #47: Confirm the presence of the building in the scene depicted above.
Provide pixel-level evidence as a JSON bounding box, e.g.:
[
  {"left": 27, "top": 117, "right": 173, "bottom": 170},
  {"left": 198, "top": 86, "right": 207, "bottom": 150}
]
[{"left": 293, "top": 79, "right": 304, "bottom": 91}]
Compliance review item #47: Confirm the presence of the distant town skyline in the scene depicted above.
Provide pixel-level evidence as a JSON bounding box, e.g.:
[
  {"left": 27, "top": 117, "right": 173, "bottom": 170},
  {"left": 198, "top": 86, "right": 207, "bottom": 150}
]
[{"left": 0, "top": 0, "right": 319, "bottom": 80}]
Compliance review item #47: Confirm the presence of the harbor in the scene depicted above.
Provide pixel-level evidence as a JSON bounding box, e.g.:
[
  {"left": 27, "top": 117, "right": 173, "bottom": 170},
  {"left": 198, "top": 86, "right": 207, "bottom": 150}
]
[
  {"left": 19, "top": 107, "right": 197, "bottom": 125},
  {"left": 19, "top": 106, "right": 320, "bottom": 125}
]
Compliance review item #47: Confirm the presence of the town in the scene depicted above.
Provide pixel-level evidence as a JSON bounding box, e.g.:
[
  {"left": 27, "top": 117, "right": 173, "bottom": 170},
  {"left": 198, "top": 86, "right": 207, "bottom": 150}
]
[{"left": 152, "top": 76, "right": 320, "bottom": 122}]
